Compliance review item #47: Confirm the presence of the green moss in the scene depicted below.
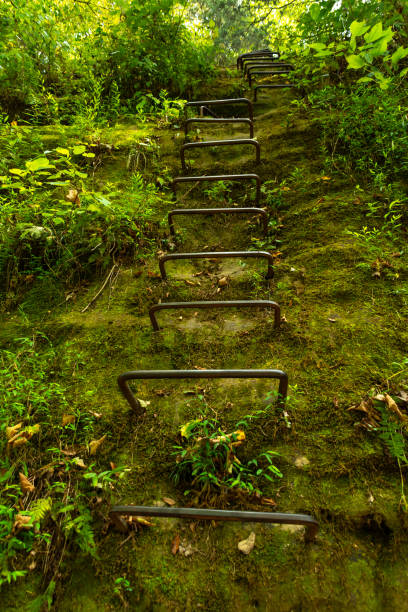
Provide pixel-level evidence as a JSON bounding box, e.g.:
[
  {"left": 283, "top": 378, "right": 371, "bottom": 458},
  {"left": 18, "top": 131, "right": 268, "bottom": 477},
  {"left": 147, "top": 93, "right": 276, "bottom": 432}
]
[{"left": 2, "top": 78, "right": 408, "bottom": 611}]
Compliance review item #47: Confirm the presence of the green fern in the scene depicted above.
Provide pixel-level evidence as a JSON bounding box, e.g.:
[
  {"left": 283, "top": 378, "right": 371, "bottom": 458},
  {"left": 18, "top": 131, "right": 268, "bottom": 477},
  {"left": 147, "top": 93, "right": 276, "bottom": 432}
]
[
  {"left": 378, "top": 404, "right": 408, "bottom": 510},
  {"left": 62, "top": 505, "right": 97, "bottom": 557},
  {"left": 378, "top": 405, "right": 407, "bottom": 465},
  {"left": 29, "top": 498, "right": 52, "bottom": 523}
]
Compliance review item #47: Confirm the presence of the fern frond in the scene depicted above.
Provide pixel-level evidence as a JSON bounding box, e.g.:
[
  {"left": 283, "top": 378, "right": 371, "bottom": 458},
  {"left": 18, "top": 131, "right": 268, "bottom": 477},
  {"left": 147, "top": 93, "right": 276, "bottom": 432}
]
[{"left": 29, "top": 497, "right": 52, "bottom": 523}]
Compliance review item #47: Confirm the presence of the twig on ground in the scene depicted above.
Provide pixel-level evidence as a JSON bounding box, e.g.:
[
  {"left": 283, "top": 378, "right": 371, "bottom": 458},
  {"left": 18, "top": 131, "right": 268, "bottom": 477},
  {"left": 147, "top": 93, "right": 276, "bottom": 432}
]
[{"left": 81, "top": 264, "right": 118, "bottom": 313}]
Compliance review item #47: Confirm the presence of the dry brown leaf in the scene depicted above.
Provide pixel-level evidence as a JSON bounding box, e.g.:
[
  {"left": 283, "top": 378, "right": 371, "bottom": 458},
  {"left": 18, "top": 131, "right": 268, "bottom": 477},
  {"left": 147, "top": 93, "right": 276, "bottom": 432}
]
[
  {"left": 19, "top": 472, "right": 35, "bottom": 494},
  {"left": 163, "top": 497, "right": 176, "bottom": 506},
  {"left": 73, "top": 457, "right": 87, "bottom": 468},
  {"left": 218, "top": 277, "right": 229, "bottom": 287},
  {"left": 10, "top": 437, "right": 28, "bottom": 448},
  {"left": 13, "top": 514, "right": 32, "bottom": 532},
  {"left": 384, "top": 393, "right": 408, "bottom": 422},
  {"left": 60, "top": 448, "right": 77, "bottom": 456},
  {"left": 62, "top": 414, "right": 76, "bottom": 426},
  {"left": 89, "top": 434, "right": 107, "bottom": 455},
  {"left": 171, "top": 534, "right": 180, "bottom": 555},
  {"left": 6, "top": 423, "right": 23, "bottom": 440},
  {"left": 261, "top": 497, "right": 277, "bottom": 506}
]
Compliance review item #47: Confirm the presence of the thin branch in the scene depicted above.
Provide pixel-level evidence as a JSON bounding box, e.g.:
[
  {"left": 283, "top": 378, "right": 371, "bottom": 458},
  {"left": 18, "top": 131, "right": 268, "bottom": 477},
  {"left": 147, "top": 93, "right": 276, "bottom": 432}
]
[
  {"left": 249, "top": 0, "right": 300, "bottom": 26},
  {"left": 81, "top": 264, "right": 118, "bottom": 313}
]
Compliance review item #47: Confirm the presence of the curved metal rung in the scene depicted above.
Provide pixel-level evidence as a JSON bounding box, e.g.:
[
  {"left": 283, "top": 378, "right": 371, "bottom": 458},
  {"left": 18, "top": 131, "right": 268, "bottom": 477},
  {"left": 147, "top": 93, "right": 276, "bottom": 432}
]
[
  {"left": 242, "top": 58, "right": 292, "bottom": 70},
  {"left": 245, "top": 63, "right": 294, "bottom": 76},
  {"left": 109, "top": 506, "right": 318, "bottom": 542},
  {"left": 248, "top": 71, "right": 292, "bottom": 88},
  {"left": 171, "top": 174, "right": 262, "bottom": 206},
  {"left": 168, "top": 207, "right": 268, "bottom": 236},
  {"left": 237, "top": 50, "right": 280, "bottom": 69},
  {"left": 184, "top": 118, "right": 254, "bottom": 139},
  {"left": 254, "top": 84, "right": 295, "bottom": 102},
  {"left": 117, "top": 368, "right": 288, "bottom": 413},
  {"left": 149, "top": 300, "right": 281, "bottom": 331},
  {"left": 180, "top": 139, "right": 260, "bottom": 171},
  {"left": 158, "top": 250, "right": 274, "bottom": 281},
  {"left": 184, "top": 98, "right": 253, "bottom": 121}
]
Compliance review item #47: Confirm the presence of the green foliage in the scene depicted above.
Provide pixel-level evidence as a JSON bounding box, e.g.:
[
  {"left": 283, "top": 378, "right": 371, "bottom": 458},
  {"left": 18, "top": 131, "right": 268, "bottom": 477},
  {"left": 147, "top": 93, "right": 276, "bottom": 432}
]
[
  {"left": 376, "top": 400, "right": 408, "bottom": 510},
  {"left": 172, "top": 413, "right": 282, "bottom": 499},
  {"left": 0, "top": 145, "right": 164, "bottom": 304},
  {"left": 0, "top": 333, "right": 69, "bottom": 452}
]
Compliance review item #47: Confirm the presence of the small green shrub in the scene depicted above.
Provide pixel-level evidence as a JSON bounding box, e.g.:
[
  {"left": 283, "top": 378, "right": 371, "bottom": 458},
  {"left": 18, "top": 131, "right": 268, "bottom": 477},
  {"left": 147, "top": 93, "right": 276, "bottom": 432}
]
[{"left": 172, "top": 415, "right": 282, "bottom": 500}]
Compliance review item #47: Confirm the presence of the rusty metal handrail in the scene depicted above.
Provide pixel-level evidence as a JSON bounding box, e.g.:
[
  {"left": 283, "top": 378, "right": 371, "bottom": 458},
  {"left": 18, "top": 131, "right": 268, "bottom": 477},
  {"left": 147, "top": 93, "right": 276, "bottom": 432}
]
[
  {"left": 171, "top": 174, "right": 262, "bottom": 206},
  {"left": 184, "top": 98, "right": 253, "bottom": 121},
  {"left": 243, "top": 59, "right": 293, "bottom": 70},
  {"left": 254, "top": 84, "right": 295, "bottom": 102},
  {"left": 158, "top": 250, "right": 274, "bottom": 280},
  {"left": 117, "top": 368, "right": 288, "bottom": 413},
  {"left": 149, "top": 300, "right": 281, "bottom": 331},
  {"left": 109, "top": 506, "right": 318, "bottom": 542},
  {"left": 245, "top": 63, "right": 294, "bottom": 76},
  {"left": 184, "top": 117, "right": 254, "bottom": 138},
  {"left": 180, "top": 139, "right": 260, "bottom": 171},
  {"left": 237, "top": 50, "right": 280, "bottom": 69},
  {"left": 168, "top": 207, "right": 268, "bottom": 236},
  {"left": 248, "top": 71, "right": 292, "bottom": 88}
]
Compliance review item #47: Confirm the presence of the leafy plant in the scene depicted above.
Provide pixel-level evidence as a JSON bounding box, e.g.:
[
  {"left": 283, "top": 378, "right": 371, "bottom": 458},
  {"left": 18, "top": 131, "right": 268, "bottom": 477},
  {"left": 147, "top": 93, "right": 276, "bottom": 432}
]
[{"left": 171, "top": 415, "right": 282, "bottom": 499}]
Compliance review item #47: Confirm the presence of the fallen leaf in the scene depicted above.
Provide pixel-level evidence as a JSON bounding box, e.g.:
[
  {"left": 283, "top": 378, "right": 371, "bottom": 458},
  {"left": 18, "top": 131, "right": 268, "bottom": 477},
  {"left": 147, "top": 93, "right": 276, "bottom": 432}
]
[
  {"left": 10, "top": 437, "right": 28, "bottom": 448},
  {"left": 171, "top": 534, "right": 180, "bottom": 555},
  {"left": 89, "top": 435, "right": 107, "bottom": 455},
  {"left": 132, "top": 516, "right": 154, "bottom": 527},
  {"left": 261, "top": 497, "right": 277, "bottom": 506},
  {"left": 13, "top": 514, "right": 32, "bottom": 532},
  {"left": 398, "top": 390, "right": 408, "bottom": 404},
  {"left": 185, "top": 280, "right": 196, "bottom": 286},
  {"left": 62, "top": 414, "right": 76, "bottom": 426},
  {"left": 384, "top": 393, "right": 408, "bottom": 422},
  {"left": 238, "top": 532, "right": 256, "bottom": 555},
  {"left": 60, "top": 448, "right": 77, "bottom": 456},
  {"left": 218, "top": 277, "right": 229, "bottom": 287},
  {"left": 89, "top": 411, "right": 102, "bottom": 419},
  {"left": 19, "top": 472, "right": 35, "bottom": 493},
  {"left": 6, "top": 423, "right": 23, "bottom": 440},
  {"left": 73, "top": 457, "right": 87, "bottom": 468},
  {"left": 163, "top": 497, "right": 176, "bottom": 506}
]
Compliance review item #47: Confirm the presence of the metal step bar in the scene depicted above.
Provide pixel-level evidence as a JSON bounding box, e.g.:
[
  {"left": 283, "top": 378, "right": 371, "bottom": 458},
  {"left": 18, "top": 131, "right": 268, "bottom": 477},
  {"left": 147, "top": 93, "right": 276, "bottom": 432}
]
[
  {"left": 118, "top": 368, "right": 289, "bottom": 413},
  {"left": 168, "top": 207, "right": 268, "bottom": 236},
  {"left": 158, "top": 250, "right": 274, "bottom": 281},
  {"left": 110, "top": 505, "right": 318, "bottom": 542},
  {"left": 180, "top": 139, "right": 260, "bottom": 171},
  {"left": 184, "top": 98, "right": 254, "bottom": 121},
  {"left": 184, "top": 117, "right": 254, "bottom": 138},
  {"left": 149, "top": 299, "right": 281, "bottom": 331},
  {"left": 171, "top": 174, "right": 262, "bottom": 206}
]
